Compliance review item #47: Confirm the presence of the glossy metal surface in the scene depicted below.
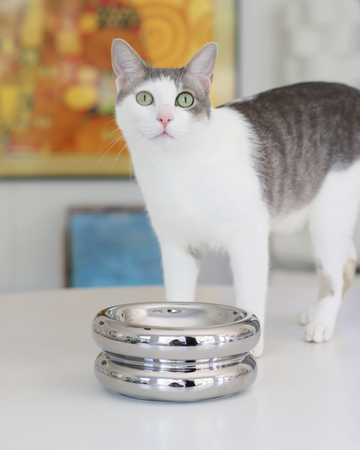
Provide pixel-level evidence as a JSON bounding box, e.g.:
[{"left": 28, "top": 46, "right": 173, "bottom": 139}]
[{"left": 92, "top": 302, "right": 260, "bottom": 402}]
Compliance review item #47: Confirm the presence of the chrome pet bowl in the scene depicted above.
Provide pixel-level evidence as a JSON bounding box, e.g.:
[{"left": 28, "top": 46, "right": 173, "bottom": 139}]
[{"left": 92, "top": 302, "right": 261, "bottom": 402}]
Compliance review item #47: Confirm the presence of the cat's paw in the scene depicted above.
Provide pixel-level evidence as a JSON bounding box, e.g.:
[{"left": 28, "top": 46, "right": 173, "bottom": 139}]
[
  {"left": 251, "top": 339, "right": 264, "bottom": 358},
  {"left": 304, "top": 322, "right": 334, "bottom": 343},
  {"left": 298, "top": 308, "right": 314, "bottom": 326}
]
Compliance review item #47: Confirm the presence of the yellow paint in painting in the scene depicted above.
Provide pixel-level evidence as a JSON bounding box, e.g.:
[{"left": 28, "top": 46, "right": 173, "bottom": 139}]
[
  {"left": 139, "top": 4, "right": 188, "bottom": 67},
  {"left": 132, "top": 0, "right": 184, "bottom": 8},
  {"left": 64, "top": 85, "right": 98, "bottom": 111},
  {"left": 19, "top": 73, "right": 37, "bottom": 96},
  {"left": 56, "top": 30, "right": 82, "bottom": 55},
  {"left": 78, "top": 66, "right": 99, "bottom": 84},
  {"left": 79, "top": 11, "right": 98, "bottom": 33},
  {"left": 40, "top": 143, "right": 52, "bottom": 156},
  {"left": 0, "top": 155, "right": 133, "bottom": 177},
  {"left": 1, "top": 37, "right": 15, "bottom": 54},
  {"left": 21, "top": 0, "right": 45, "bottom": 47},
  {"left": 188, "top": 0, "right": 214, "bottom": 52},
  {"left": 185, "top": 0, "right": 213, "bottom": 26},
  {"left": 211, "top": 0, "right": 236, "bottom": 106},
  {"left": 0, "top": 85, "right": 18, "bottom": 126}
]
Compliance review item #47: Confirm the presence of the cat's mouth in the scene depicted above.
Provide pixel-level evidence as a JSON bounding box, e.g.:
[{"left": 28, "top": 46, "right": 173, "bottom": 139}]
[{"left": 155, "top": 131, "right": 174, "bottom": 139}]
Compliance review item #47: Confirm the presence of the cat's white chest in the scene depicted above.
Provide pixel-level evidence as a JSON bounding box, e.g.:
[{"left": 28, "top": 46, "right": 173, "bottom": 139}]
[
  {"left": 138, "top": 154, "right": 218, "bottom": 240},
  {"left": 132, "top": 138, "right": 263, "bottom": 249}
]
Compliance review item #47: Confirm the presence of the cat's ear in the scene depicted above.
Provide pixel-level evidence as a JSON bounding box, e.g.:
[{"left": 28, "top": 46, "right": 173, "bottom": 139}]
[
  {"left": 111, "top": 39, "right": 148, "bottom": 92},
  {"left": 184, "top": 42, "right": 218, "bottom": 91}
]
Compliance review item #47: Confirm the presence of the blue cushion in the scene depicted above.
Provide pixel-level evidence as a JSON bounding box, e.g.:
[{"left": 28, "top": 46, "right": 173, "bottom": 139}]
[{"left": 68, "top": 210, "right": 163, "bottom": 287}]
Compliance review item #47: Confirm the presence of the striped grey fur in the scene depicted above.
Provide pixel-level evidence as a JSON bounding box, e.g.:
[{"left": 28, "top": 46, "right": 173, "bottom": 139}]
[{"left": 220, "top": 82, "right": 360, "bottom": 217}]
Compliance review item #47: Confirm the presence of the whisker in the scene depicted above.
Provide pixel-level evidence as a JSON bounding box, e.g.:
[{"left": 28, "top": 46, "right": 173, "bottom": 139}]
[
  {"left": 97, "top": 129, "right": 121, "bottom": 156},
  {"left": 100, "top": 116, "right": 117, "bottom": 128},
  {"left": 98, "top": 128, "right": 140, "bottom": 159},
  {"left": 100, "top": 135, "right": 125, "bottom": 155},
  {"left": 110, "top": 142, "right": 128, "bottom": 173},
  {"left": 95, "top": 136, "right": 125, "bottom": 169},
  {"left": 129, "top": 158, "right": 134, "bottom": 185},
  {"left": 101, "top": 135, "right": 125, "bottom": 152},
  {"left": 181, "top": 136, "right": 190, "bottom": 150},
  {"left": 112, "top": 135, "right": 146, "bottom": 174}
]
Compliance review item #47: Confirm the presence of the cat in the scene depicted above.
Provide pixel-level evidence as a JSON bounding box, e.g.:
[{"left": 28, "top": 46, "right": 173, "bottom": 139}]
[{"left": 111, "top": 39, "right": 360, "bottom": 357}]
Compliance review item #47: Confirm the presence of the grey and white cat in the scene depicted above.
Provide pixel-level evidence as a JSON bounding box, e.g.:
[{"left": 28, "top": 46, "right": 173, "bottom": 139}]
[{"left": 111, "top": 39, "right": 360, "bottom": 357}]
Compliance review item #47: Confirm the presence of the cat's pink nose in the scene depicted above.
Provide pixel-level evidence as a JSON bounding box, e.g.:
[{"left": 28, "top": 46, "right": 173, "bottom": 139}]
[{"left": 157, "top": 113, "right": 173, "bottom": 128}]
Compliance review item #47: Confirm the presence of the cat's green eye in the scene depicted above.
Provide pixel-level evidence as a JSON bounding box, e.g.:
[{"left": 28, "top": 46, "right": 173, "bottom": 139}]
[
  {"left": 136, "top": 92, "right": 153, "bottom": 106},
  {"left": 177, "top": 92, "right": 194, "bottom": 108}
]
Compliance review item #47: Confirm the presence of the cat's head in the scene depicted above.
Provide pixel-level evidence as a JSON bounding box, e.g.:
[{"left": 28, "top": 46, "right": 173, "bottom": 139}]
[{"left": 111, "top": 39, "right": 218, "bottom": 150}]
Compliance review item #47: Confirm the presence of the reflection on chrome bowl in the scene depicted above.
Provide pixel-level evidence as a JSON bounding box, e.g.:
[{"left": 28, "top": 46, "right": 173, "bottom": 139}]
[{"left": 92, "top": 302, "right": 261, "bottom": 402}]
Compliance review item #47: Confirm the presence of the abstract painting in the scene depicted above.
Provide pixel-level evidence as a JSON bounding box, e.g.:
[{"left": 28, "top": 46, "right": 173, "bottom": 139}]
[{"left": 0, "top": 0, "right": 236, "bottom": 177}]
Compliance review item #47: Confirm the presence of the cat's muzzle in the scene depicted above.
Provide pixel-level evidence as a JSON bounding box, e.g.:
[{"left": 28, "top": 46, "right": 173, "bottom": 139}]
[{"left": 92, "top": 302, "right": 260, "bottom": 402}]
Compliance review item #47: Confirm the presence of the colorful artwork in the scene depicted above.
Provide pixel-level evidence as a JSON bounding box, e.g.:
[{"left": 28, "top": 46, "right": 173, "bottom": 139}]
[
  {"left": 0, "top": 0, "right": 236, "bottom": 177},
  {"left": 67, "top": 208, "right": 163, "bottom": 287}
]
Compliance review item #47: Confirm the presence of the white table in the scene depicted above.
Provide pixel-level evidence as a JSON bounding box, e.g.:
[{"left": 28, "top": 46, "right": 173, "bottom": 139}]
[{"left": 1, "top": 284, "right": 359, "bottom": 450}]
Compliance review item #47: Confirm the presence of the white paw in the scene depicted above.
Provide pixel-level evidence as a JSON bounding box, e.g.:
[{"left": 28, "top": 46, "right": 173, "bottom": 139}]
[
  {"left": 251, "top": 339, "right": 264, "bottom": 358},
  {"left": 304, "top": 322, "right": 334, "bottom": 343},
  {"left": 298, "top": 308, "right": 314, "bottom": 326}
]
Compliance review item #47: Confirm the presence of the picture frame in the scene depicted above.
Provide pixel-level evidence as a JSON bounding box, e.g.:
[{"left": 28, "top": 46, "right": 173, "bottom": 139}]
[{"left": 0, "top": 0, "right": 237, "bottom": 178}]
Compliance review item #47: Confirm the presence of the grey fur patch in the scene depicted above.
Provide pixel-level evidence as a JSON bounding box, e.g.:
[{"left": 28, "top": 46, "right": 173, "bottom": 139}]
[
  {"left": 116, "top": 66, "right": 211, "bottom": 120},
  {"left": 115, "top": 67, "right": 149, "bottom": 104},
  {"left": 180, "top": 70, "right": 212, "bottom": 120},
  {"left": 188, "top": 246, "right": 202, "bottom": 260},
  {"left": 219, "top": 82, "right": 360, "bottom": 217}
]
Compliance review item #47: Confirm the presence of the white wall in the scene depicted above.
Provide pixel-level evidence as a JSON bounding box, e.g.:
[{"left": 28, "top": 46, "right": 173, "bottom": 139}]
[
  {"left": 239, "top": 0, "right": 285, "bottom": 97},
  {"left": 239, "top": 0, "right": 360, "bottom": 95}
]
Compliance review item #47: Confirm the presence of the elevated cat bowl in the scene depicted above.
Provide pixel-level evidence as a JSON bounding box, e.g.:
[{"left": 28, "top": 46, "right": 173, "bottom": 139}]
[{"left": 92, "top": 302, "right": 260, "bottom": 402}]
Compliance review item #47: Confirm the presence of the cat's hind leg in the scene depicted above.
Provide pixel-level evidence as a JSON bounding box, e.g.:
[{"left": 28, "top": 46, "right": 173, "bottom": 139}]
[
  {"left": 304, "top": 164, "right": 360, "bottom": 343},
  {"left": 304, "top": 246, "right": 357, "bottom": 342},
  {"left": 298, "top": 242, "right": 356, "bottom": 326}
]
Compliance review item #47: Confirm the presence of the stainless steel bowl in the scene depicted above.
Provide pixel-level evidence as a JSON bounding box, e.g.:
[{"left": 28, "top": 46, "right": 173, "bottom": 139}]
[{"left": 92, "top": 302, "right": 260, "bottom": 402}]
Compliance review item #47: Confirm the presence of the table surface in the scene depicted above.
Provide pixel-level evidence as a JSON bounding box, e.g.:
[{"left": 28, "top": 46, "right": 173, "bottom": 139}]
[{"left": 1, "top": 280, "right": 359, "bottom": 450}]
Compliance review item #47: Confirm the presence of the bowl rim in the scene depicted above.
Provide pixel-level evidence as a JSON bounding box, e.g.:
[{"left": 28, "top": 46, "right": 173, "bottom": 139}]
[{"left": 95, "top": 302, "right": 252, "bottom": 331}]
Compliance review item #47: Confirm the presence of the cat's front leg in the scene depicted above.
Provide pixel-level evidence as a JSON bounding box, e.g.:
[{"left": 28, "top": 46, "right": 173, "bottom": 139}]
[
  {"left": 160, "top": 240, "right": 201, "bottom": 303},
  {"left": 228, "top": 227, "right": 269, "bottom": 358}
]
